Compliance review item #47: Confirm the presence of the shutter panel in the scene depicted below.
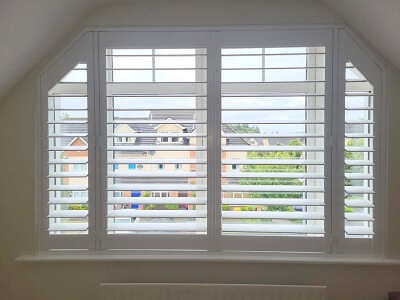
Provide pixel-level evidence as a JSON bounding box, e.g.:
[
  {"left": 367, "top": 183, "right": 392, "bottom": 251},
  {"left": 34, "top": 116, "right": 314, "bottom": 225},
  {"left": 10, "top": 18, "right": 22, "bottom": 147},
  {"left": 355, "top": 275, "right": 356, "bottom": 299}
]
[
  {"left": 41, "top": 32, "right": 95, "bottom": 250},
  {"left": 47, "top": 64, "right": 89, "bottom": 232},
  {"left": 220, "top": 45, "right": 328, "bottom": 251},
  {"left": 337, "top": 29, "right": 383, "bottom": 255},
  {"left": 100, "top": 35, "right": 210, "bottom": 249}
]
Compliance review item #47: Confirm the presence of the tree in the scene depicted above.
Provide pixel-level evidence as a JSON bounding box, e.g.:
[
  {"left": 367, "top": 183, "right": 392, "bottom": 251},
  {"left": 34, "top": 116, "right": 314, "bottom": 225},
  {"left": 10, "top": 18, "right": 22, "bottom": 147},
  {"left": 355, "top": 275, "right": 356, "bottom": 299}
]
[
  {"left": 230, "top": 124, "right": 260, "bottom": 133},
  {"left": 345, "top": 138, "right": 364, "bottom": 206},
  {"left": 239, "top": 138, "right": 304, "bottom": 211}
]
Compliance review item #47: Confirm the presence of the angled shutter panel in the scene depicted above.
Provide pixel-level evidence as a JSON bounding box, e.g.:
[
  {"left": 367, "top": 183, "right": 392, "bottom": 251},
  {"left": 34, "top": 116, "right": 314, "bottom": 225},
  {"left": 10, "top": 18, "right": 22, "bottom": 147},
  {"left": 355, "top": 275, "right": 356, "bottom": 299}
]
[
  {"left": 42, "top": 33, "right": 95, "bottom": 250},
  {"left": 344, "top": 61, "right": 375, "bottom": 237},
  {"left": 337, "top": 29, "right": 382, "bottom": 255}
]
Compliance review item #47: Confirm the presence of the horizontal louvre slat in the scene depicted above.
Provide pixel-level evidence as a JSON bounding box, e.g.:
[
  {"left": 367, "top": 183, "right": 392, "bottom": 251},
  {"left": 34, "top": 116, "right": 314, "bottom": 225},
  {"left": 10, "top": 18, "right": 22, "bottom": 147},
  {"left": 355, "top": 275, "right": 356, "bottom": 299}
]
[
  {"left": 222, "top": 120, "right": 325, "bottom": 124},
  {"left": 108, "top": 108, "right": 207, "bottom": 112},
  {"left": 47, "top": 133, "right": 88, "bottom": 137},
  {"left": 48, "top": 159, "right": 88, "bottom": 164},
  {"left": 345, "top": 133, "right": 374, "bottom": 138},
  {"left": 47, "top": 120, "right": 88, "bottom": 124},
  {"left": 345, "top": 106, "right": 374, "bottom": 110},
  {"left": 221, "top": 52, "right": 325, "bottom": 56},
  {"left": 107, "top": 223, "right": 207, "bottom": 232},
  {"left": 223, "top": 80, "right": 325, "bottom": 84},
  {"left": 108, "top": 210, "right": 206, "bottom": 218},
  {"left": 345, "top": 173, "right": 374, "bottom": 180},
  {"left": 345, "top": 147, "right": 374, "bottom": 152},
  {"left": 48, "top": 185, "right": 88, "bottom": 191},
  {"left": 107, "top": 93, "right": 207, "bottom": 97},
  {"left": 345, "top": 213, "right": 374, "bottom": 221},
  {"left": 345, "top": 186, "right": 374, "bottom": 194},
  {"left": 107, "top": 53, "right": 206, "bottom": 57},
  {"left": 345, "top": 120, "right": 374, "bottom": 124},
  {"left": 48, "top": 210, "right": 88, "bottom": 218},
  {"left": 345, "top": 93, "right": 374, "bottom": 96},
  {"left": 108, "top": 171, "right": 206, "bottom": 178},
  {"left": 109, "top": 133, "right": 206, "bottom": 137},
  {"left": 47, "top": 108, "right": 87, "bottom": 111},
  {"left": 345, "top": 200, "right": 374, "bottom": 208},
  {"left": 107, "top": 82, "right": 206, "bottom": 96},
  {"left": 48, "top": 146, "right": 88, "bottom": 151},
  {"left": 222, "top": 146, "right": 324, "bottom": 152},
  {"left": 222, "top": 224, "right": 325, "bottom": 234},
  {"left": 48, "top": 83, "right": 87, "bottom": 95},
  {"left": 107, "top": 159, "right": 206, "bottom": 164},
  {"left": 345, "top": 226, "right": 374, "bottom": 235},
  {"left": 222, "top": 93, "right": 325, "bottom": 97},
  {"left": 222, "top": 198, "right": 325, "bottom": 206},
  {"left": 107, "top": 197, "right": 207, "bottom": 205},
  {"left": 221, "top": 82, "right": 325, "bottom": 94},
  {"left": 107, "top": 119, "right": 206, "bottom": 124},
  {"left": 108, "top": 184, "right": 206, "bottom": 191},
  {"left": 222, "top": 211, "right": 324, "bottom": 220},
  {"left": 48, "top": 197, "right": 88, "bottom": 204},
  {"left": 48, "top": 224, "right": 88, "bottom": 231},
  {"left": 222, "top": 172, "right": 325, "bottom": 179},
  {"left": 222, "top": 66, "right": 326, "bottom": 70},
  {"left": 222, "top": 159, "right": 324, "bottom": 165},
  {"left": 345, "top": 160, "right": 374, "bottom": 166},
  {"left": 48, "top": 172, "right": 88, "bottom": 178},
  {"left": 106, "top": 67, "right": 207, "bottom": 70},
  {"left": 222, "top": 185, "right": 324, "bottom": 192},
  {"left": 222, "top": 107, "right": 325, "bottom": 111},
  {"left": 222, "top": 133, "right": 324, "bottom": 138},
  {"left": 107, "top": 146, "right": 206, "bottom": 151}
]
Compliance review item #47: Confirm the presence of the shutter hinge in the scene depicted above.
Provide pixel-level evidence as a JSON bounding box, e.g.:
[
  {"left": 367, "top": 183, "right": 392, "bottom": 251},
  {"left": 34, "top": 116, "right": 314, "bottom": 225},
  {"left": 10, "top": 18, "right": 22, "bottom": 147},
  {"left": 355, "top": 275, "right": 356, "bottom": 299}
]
[
  {"left": 331, "top": 137, "right": 338, "bottom": 148},
  {"left": 95, "top": 137, "right": 105, "bottom": 148}
]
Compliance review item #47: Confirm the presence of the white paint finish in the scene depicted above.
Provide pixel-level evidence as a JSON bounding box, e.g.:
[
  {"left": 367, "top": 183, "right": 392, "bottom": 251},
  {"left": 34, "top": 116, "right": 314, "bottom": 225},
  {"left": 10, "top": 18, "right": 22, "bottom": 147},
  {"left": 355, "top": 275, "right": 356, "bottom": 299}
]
[{"left": 1, "top": 1, "right": 400, "bottom": 300}]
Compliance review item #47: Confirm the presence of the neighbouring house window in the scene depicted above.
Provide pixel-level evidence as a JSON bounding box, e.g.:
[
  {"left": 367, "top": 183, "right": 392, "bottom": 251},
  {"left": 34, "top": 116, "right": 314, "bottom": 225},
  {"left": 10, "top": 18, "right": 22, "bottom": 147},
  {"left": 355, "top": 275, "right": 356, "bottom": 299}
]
[{"left": 39, "top": 28, "right": 385, "bottom": 256}]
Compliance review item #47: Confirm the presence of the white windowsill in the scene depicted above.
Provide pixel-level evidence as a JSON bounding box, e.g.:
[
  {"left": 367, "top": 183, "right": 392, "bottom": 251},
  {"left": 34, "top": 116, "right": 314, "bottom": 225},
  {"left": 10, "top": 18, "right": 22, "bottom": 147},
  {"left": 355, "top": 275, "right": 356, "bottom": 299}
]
[{"left": 15, "top": 253, "right": 400, "bottom": 265}]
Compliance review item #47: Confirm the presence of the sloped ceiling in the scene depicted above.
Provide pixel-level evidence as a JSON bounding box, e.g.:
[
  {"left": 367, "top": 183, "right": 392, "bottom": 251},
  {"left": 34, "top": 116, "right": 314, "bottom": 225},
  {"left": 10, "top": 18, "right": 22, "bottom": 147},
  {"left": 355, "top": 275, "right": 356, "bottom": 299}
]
[
  {"left": 0, "top": 0, "right": 116, "bottom": 100},
  {"left": 321, "top": 0, "right": 400, "bottom": 69},
  {"left": 0, "top": 0, "right": 399, "bottom": 100}
]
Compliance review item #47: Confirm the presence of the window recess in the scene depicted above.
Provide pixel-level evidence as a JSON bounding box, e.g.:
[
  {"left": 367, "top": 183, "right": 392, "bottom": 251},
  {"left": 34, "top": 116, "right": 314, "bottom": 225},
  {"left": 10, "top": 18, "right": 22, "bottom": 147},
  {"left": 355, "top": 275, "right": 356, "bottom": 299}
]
[{"left": 37, "top": 28, "right": 385, "bottom": 256}]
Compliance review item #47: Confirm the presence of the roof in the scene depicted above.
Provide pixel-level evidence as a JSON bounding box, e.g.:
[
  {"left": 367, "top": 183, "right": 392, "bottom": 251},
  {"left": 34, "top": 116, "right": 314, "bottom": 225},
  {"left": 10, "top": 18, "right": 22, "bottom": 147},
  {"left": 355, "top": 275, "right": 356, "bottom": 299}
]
[{"left": 60, "top": 111, "right": 250, "bottom": 146}]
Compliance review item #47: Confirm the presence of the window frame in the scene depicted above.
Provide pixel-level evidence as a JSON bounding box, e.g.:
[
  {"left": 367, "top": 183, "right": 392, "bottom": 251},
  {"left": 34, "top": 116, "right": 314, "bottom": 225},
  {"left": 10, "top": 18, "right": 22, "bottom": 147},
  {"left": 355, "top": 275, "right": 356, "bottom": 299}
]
[{"left": 35, "top": 25, "right": 387, "bottom": 258}]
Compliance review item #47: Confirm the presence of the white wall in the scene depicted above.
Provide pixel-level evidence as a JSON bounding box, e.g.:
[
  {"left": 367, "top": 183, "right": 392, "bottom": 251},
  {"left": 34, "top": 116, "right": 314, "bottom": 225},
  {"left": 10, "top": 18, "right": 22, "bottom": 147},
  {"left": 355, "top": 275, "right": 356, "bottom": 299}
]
[{"left": 1, "top": 0, "right": 400, "bottom": 299}]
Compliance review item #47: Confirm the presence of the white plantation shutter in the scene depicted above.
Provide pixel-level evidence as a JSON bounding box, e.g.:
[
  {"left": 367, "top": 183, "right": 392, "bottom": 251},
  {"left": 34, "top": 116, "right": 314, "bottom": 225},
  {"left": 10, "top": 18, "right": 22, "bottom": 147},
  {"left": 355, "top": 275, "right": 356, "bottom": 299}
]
[
  {"left": 337, "top": 30, "right": 383, "bottom": 255},
  {"left": 218, "top": 30, "right": 333, "bottom": 252},
  {"left": 40, "top": 33, "right": 95, "bottom": 250},
  {"left": 99, "top": 32, "right": 211, "bottom": 250},
  {"left": 38, "top": 28, "right": 385, "bottom": 255}
]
